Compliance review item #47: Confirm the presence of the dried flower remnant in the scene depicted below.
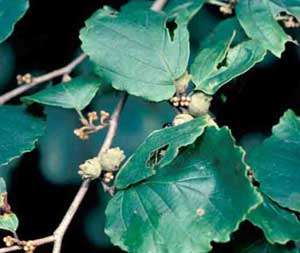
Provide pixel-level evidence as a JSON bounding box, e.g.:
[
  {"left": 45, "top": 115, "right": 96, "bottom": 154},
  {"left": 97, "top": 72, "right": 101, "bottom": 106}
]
[
  {"left": 16, "top": 73, "right": 33, "bottom": 85},
  {"left": 3, "top": 237, "right": 37, "bottom": 253},
  {"left": 170, "top": 95, "right": 191, "bottom": 108},
  {"left": 3, "top": 236, "right": 17, "bottom": 247},
  {"left": 74, "top": 110, "right": 110, "bottom": 140},
  {"left": 23, "top": 241, "right": 36, "bottom": 253}
]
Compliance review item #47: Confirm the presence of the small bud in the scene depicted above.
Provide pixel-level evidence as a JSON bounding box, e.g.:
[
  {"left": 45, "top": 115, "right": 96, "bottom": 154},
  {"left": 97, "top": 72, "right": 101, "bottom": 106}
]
[
  {"left": 170, "top": 96, "right": 179, "bottom": 103},
  {"left": 188, "top": 92, "right": 212, "bottom": 117},
  {"left": 3, "top": 236, "right": 15, "bottom": 247},
  {"left": 62, "top": 74, "right": 72, "bottom": 82},
  {"left": 172, "top": 113, "right": 194, "bottom": 126},
  {"left": 16, "top": 75, "right": 23, "bottom": 85},
  {"left": 104, "top": 172, "right": 114, "bottom": 183},
  {"left": 99, "top": 147, "right": 125, "bottom": 171},
  {"left": 22, "top": 73, "right": 33, "bottom": 84},
  {"left": 173, "top": 102, "right": 179, "bottom": 107},
  {"left": 78, "top": 157, "right": 102, "bottom": 180}
]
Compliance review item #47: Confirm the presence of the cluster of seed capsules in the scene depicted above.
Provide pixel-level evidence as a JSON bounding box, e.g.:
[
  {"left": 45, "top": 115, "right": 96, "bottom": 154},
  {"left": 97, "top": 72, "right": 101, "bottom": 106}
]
[
  {"left": 3, "top": 236, "right": 36, "bottom": 253},
  {"left": 170, "top": 95, "right": 191, "bottom": 107},
  {"left": 74, "top": 110, "right": 110, "bottom": 140},
  {"left": 16, "top": 73, "right": 33, "bottom": 85}
]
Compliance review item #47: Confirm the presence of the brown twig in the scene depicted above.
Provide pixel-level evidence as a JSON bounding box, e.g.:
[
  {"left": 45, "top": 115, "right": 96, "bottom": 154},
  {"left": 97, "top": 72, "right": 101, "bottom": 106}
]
[
  {"left": 52, "top": 179, "right": 90, "bottom": 253},
  {"left": 52, "top": 93, "right": 127, "bottom": 253},
  {"left": 206, "top": 0, "right": 230, "bottom": 7},
  {"left": 0, "top": 53, "right": 87, "bottom": 105},
  {"left": 98, "top": 94, "right": 128, "bottom": 156},
  {"left": 150, "top": 0, "right": 168, "bottom": 11}
]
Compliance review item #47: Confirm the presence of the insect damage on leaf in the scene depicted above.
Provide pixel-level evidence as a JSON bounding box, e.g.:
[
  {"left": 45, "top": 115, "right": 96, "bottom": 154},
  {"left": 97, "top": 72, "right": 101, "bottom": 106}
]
[{"left": 146, "top": 144, "right": 169, "bottom": 168}]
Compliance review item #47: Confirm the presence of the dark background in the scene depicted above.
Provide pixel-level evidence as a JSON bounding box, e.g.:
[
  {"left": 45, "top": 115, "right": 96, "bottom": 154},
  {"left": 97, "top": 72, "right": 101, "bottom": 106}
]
[{"left": 1, "top": 0, "right": 300, "bottom": 252}]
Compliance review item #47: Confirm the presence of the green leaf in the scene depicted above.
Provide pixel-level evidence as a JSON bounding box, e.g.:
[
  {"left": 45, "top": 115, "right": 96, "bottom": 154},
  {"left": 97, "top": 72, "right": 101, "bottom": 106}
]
[
  {"left": 0, "top": 105, "right": 45, "bottom": 167},
  {"left": 193, "top": 40, "right": 266, "bottom": 95},
  {"left": 80, "top": 4, "right": 189, "bottom": 102},
  {"left": 105, "top": 126, "right": 261, "bottom": 253},
  {"left": 247, "top": 110, "right": 300, "bottom": 212},
  {"left": 236, "top": 0, "right": 291, "bottom": 57},
  {"left": 115, "top": 115, "right": 213, "bottom": 189},
  {"left": 164, "top": 0, "right": 205, "bottom": 20},
  {"left": 190, "top": 19, "right": 236, "bottom": 93},
  {"left": 236, "top": 0, "right": 292, "bottom": 57},
  {"left": 22, "top": 75, "right": 101, "bottom": 111},
  {"left": 0, "top": 0, "right": 29, "bottom": 43},
  {"left": 248, "top": 193, "right": 300, "bottom": 244},
  {"left": 199, "top": 18, "right": 243, "bottom": 48},
  {"left": 0, "top": 43, "right": 15, "bottom": 92},
  {"left": 269, "top": 0, "right": 300, "bottom": 21},
  {"left": 121, "top": 0, "right": 205, "bottom": 21},
  {"left": 240, "top": 239, "right": 298, "bottom": 253},
  {"left": 0, "top": 178, "right": 18, "bottom": 232}
]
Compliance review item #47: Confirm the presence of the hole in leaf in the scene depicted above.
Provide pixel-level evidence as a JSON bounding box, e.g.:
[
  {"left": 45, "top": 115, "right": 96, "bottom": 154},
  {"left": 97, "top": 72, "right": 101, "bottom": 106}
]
[
  {"left": 163, "top": 122, "right": 172, "bottom": 128},
  {"left": 216, "top": 55, "right": 229, "bottom": 70},
  {"left": 146, "top": 144, "right": 169, "bottom": 168},
  {"left": 166, "top": 19, "right": 177, "bottom": 41},
  {"left": 247, "top": 167, "right": 260, "bottom": 187}
]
